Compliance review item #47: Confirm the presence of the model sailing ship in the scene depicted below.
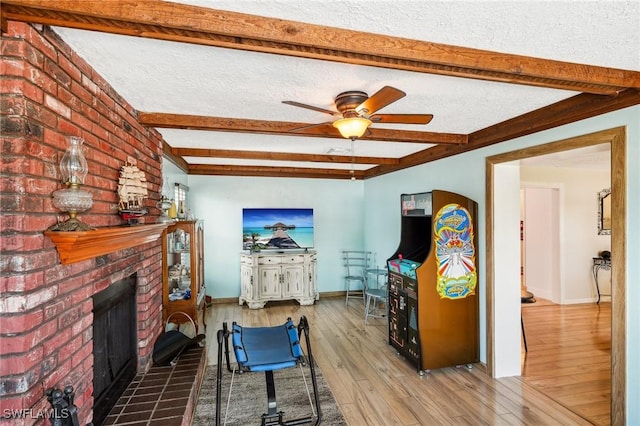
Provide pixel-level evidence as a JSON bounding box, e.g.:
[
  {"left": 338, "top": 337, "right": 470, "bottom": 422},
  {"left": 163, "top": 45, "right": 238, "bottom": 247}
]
[{"left": 118, "top": 162, "right": 148, "bottom": 224}]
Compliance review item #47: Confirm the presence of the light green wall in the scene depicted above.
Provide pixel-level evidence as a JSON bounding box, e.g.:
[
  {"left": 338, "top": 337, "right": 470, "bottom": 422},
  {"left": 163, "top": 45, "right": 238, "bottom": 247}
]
[{"left": 186, "top": 175, "right": 365, "bottom": 299}]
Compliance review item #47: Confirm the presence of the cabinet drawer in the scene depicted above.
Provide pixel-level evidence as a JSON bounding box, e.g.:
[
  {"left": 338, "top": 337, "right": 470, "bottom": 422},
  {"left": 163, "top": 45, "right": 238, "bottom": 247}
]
[
  {"left": 258, "top": 256, "right": 281, "bottom": 265},
  {"left": 282, "top": 255, "right": 305, "bottom": 264}
]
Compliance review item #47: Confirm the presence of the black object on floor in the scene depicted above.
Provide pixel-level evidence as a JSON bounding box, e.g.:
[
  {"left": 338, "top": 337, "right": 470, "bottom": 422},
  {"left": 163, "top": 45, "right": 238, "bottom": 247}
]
[{"left": 521, "top": 290, "right": 536, "bottom": 352}]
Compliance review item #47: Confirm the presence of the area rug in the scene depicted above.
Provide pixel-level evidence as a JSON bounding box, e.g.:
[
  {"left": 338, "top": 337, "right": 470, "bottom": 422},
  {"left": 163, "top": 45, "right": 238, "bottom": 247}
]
[{"left": 192, "top": 362, "right": 346, "bottom": 425}]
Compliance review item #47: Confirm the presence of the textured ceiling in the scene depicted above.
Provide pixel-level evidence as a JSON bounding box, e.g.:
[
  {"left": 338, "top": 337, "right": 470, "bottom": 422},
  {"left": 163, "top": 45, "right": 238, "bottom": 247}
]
[
  {"left": 45, "top": 0, "right": 639, "bottom": 175},
  {"left": 519, "top": 144, "right": 611, "bottom": 170}
]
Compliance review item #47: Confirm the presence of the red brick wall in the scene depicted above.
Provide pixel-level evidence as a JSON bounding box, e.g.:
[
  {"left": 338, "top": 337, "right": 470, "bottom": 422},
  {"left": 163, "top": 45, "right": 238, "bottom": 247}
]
[{"left": 1, "top": 22, "right": 166, "bottom": 425}]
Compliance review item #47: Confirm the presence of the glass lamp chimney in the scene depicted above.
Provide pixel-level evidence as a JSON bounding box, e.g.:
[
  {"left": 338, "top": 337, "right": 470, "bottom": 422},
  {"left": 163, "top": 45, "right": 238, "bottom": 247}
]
[{"left": 60, "top": 136, "right": 88, "bottom": 186}]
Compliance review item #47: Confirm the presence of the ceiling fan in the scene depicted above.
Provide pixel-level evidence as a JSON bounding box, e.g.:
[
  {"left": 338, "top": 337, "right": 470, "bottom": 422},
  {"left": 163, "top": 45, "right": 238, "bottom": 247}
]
[{"left": 282, "top": 86, "right": 433, "bottom": 139}]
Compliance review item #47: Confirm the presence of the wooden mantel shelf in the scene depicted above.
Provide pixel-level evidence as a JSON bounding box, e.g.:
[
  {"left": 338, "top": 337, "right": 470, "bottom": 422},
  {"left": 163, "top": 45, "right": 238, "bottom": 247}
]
[{"left": 44, "top": 223, "right": 169, "bottom": 265}]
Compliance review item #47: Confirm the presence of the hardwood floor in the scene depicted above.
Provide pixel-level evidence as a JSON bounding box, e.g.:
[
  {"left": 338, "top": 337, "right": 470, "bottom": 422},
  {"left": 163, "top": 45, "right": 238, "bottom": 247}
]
[
  {"left": 521, "top": 299, "right": 611, "bottom": 425},
  {"left": 203, "top": 296, "right": 607, "bottom": 425}
]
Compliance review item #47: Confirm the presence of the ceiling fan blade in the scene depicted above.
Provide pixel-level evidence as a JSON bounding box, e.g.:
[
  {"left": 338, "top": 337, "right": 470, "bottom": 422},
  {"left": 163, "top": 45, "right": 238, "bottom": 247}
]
[
  {"left": 370, "top": 114, "right": 434, "bottom": 125},
  {"left": 282, "top": 101, "right": 340, "bottom": 116},
  {"left": 355, "top": 86, "right": 406, "bottom": 116}
]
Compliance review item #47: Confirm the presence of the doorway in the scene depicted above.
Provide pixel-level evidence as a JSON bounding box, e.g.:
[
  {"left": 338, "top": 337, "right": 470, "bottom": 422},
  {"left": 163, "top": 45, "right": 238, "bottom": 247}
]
[{"left": 485, "top": 127, "right": 627, "bottom": 425}]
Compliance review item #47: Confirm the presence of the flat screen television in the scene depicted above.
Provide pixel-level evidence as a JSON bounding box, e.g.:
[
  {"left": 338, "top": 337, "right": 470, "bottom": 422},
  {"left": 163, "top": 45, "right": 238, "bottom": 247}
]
[{"left": 242, "top": 208, "right": 314, "bottom": 250}]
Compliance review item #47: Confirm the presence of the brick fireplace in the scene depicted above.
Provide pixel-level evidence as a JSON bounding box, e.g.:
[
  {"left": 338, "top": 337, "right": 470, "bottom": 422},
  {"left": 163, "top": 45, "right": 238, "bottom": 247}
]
[{"left": 1, "top": 22, "right": 167, "bottom": 425}]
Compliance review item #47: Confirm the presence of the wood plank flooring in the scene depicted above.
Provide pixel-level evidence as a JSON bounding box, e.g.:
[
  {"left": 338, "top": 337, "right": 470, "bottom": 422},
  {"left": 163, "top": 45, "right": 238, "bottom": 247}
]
[
  {"left": 521, "top": 299, "right": 611, "bottom": 425},
  {"left": 203, "top": 297, "right": 609, "bottom": 425}
]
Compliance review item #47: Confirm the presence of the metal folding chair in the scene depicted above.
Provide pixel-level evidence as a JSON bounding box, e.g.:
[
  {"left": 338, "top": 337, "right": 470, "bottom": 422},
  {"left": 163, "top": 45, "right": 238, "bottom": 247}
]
[
  {"left": 342, "top": 250, "right": 371, "bottom": 305},
  {"left": 363, "top": 267, "right": 388, "bottom": 325}
]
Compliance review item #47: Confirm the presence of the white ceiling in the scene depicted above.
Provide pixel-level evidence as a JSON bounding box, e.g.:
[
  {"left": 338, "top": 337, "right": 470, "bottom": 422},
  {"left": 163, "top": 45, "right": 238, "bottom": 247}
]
[
  {"left": 519, "top": 143, "right": 611, "bottom": 170},
  {"left": 50, "top": 1, "right": 638, "bottom": 173}
]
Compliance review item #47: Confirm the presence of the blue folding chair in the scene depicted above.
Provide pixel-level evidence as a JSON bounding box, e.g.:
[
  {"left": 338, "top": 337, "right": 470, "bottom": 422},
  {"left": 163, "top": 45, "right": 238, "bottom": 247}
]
[{"left": 216, "top": 316, "right": 322, "bottom": 425}]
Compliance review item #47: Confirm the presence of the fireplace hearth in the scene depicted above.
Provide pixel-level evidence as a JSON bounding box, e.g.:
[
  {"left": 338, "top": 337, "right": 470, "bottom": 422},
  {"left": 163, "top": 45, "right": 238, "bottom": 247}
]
[{"left": 92, "top": 275, "right": 138, "bottom": 425}]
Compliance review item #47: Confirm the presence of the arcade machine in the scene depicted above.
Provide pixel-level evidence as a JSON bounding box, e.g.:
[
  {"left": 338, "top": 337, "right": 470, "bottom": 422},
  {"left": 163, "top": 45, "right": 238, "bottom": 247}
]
[{"left": 387, "top": 190, "right": 479, "bottom": 373}]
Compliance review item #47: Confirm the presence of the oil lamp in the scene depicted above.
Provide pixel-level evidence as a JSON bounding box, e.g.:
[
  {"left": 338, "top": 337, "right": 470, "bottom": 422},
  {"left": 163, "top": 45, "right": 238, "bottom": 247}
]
[
  {"left": 48, "top": 136, "right": 94, "bottom": 231},
  {"left": 156, "top": 195, "right": 175, "bottom": 223}
]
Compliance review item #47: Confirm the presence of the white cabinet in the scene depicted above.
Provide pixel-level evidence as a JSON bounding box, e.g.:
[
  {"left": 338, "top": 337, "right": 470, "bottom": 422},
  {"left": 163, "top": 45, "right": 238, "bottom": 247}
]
[{"left": 240, "top": 251, "right": 318, "bottom": 309}]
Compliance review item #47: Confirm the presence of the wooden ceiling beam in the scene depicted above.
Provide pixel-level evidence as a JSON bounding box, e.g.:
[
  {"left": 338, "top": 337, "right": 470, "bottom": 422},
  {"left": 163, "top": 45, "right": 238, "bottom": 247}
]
[
  {"left": 162, "top": 141, "right": 188, "bottom": 172},
  {"left": 173, "top": 147, "right": 398, "bottom": 165},
  {"left": 366, "top": 89, "right": 640, "bottom": 179},
  {"left": 188, "top": 164, "right": 364, "bottom": 180},
  {"left": 138, "top": 112, "right": 466, "bottom": 145},
  {"left": 468, "top": 88, "right": 640, "bottom": 148},
  {"left": 2, "top": 1, "right": 639, "bottom": 95}
]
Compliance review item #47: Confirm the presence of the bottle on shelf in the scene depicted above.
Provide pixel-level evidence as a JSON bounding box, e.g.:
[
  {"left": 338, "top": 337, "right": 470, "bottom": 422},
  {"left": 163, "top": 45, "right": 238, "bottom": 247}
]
[
  {"left": 178, "top": 200, "right": 186, "bottom": 219},
  {"left": 168, "top": 199, "right": 177, "bottom": 218}
]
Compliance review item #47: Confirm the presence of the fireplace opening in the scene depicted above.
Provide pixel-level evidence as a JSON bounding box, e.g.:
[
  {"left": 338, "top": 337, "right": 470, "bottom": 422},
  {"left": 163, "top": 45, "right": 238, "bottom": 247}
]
[{"left": 92, "top": 274, "right": 137, "bottom": 425}]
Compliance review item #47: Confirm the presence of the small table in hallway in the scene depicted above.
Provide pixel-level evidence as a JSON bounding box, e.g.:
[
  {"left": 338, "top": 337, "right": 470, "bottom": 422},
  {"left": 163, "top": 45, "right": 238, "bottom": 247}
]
[{"left": 592, "top": 257, "right": 611, "bottom": 304}]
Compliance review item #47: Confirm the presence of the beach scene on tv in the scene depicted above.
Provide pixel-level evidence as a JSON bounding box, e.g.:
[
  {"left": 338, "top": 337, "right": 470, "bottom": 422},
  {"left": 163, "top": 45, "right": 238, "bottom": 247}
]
[{"left": 242, "top": 208, "right": 314, "bottom": 250}]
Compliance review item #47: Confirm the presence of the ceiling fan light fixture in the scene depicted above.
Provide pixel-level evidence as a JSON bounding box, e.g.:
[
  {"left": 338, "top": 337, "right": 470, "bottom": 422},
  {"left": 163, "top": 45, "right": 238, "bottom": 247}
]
[{"left": 332, "top": 117, "right": 371, "bottom": 139}]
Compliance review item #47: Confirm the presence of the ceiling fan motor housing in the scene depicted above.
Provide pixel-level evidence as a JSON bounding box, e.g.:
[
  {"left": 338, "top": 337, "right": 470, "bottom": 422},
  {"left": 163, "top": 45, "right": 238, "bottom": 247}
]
[{"left": 335, "top": 91, "right": 369, "bottom": 115}]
